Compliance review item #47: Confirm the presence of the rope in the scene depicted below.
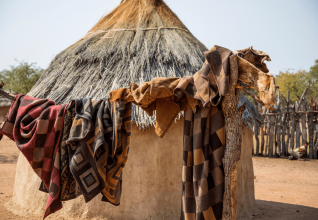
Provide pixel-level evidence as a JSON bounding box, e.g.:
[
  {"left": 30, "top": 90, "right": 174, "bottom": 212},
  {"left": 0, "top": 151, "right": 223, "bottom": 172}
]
[{"left": 83, "top": 26, "right": 189, "bottom": 39}]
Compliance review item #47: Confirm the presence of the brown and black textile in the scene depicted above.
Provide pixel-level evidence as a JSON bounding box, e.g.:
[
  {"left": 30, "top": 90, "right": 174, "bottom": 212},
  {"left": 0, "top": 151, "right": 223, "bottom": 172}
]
[
  {"left": 59, "top": 106, "right": 82, "bottom": 200},
  {"left": 173, "top": 45, "right": 230, "bottom": 220},
  {"left": 181, "top": 106, "right": 225, "bottom": 220},
  {"left": 39, "top": 106, "right": 82, "bottom": 200},
  {"left": 175, "top": 45, "right": 232, "bottom": 108},
  {"left": 66, "top": 97, "right": 132, "bottom": 205},
  {"left": 109, "top": 77, "right": 193, "bottom": 138}
]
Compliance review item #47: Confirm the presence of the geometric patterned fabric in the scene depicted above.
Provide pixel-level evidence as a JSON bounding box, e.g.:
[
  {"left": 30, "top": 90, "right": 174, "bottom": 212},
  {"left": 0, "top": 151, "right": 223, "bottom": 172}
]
[
  {"left": 66, "top": 97, "right": 132, "bottom": 205},
  {"left": 39, "top": 105, "right": 83, "bottom": 201},
  {"left": 181, "top": 106, "right": 225, "bottom": 220},
  {"left": 0, "top": 94, "right": 68, "bottom": 219}
]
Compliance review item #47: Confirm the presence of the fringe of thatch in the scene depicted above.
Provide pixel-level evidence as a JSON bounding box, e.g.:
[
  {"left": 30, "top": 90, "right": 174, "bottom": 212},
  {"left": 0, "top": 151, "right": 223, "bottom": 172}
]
[
  {"left": 238, "top": 93, "right": 264, "bottom": 130},
  {"left": 28, "top": 0, "right": 207, "bottom": 128}
]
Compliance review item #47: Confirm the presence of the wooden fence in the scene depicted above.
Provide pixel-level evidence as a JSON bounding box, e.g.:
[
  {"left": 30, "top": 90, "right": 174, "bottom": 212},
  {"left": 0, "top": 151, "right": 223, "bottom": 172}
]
[{"left": 253, "top": 88, "right": 318, "bottom": 159}]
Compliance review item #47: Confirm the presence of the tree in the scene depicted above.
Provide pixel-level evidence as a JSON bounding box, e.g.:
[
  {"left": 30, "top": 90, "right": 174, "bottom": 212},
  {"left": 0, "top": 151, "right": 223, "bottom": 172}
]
[
  {"left": 275, "top": 69, "right": 307, "bottom": 102},
  {"left": 275, "top": 60, "right": 318, "bottom": 102},
  {"left": 0, "top": 61, "right": 43, "bottom": 94},
  {"left": 306, "top": 59, "right": 318, "bottom": 99}
]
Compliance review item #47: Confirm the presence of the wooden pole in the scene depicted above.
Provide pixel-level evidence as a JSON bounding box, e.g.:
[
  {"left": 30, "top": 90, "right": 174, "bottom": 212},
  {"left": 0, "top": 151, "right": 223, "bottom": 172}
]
[
  {"left": 300, "top": 97, "right": 308, "bottom": 148},
  {"left": 314, "top": 102, "right": 318, "bottom": 159},
  {"left": 0, "top": 89, "right": 15, "bottom": 101},
  {"left": 222, "top": 55, "right": 245, "bottom": 220},
  {"left": 276, "top": 111, "right": 282, "bottom": 156},
  {"left": 260, "top": 107, "right": 265, "bottom": 156},
  {"left": 286, "top": 91, "right": 290, "bottom": 156},
  {"left": 308, "top": 101, "right": 314, "bottom": 159},
  {"left": 290, "top": 105, "right": 296, "bottom": 151},
  {"left": 268, "top": 114, "right": 275, "bottom": 157},
  {"left": 295, "top": 104, "right": 301, "bottom": 149},
  {"left": 295, "top": 88, "right": 309, "bottom": 149},
  {"left": 265, "top": 114, "right": 269, "bottom": 156},
  {"left": 254, "top": 121, "right": 259, "bottom": 156}
]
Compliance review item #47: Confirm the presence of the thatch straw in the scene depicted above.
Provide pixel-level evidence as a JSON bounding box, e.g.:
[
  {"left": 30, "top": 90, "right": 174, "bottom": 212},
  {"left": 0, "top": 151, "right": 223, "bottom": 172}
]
[{"left": 28, "top": 0, "right": 207, "bottom": 128}]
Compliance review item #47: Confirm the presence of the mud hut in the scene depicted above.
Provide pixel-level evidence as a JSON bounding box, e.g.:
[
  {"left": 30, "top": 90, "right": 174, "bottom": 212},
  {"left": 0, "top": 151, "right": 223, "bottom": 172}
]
[{"left": 7, "top": 0, "right": 260, "bottom": 219}]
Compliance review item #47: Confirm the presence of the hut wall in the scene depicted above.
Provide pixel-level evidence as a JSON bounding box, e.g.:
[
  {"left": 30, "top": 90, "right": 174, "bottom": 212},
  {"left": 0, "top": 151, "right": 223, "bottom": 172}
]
[
  {"left": 0, "top": 106, "right": 10, "bottom": 122},
  {"left": 6, "top": 121, "right": 256, "bottom": 220},
  {"left": 237, "top": 127, "right": 258, "bottom": 219}
]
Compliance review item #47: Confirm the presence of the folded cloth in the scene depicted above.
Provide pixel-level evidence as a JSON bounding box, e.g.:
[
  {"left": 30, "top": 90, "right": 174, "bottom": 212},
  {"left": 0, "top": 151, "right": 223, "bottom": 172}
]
[
  {"left": 181, "top": 106, "right": 225, "bottom": 220},
  {"left": 109, "top": 46, "right": 231, "bottom": 138},
  {"left": 66, "top": 97, "right": 132, "bottom": 205},
  {"left": 174, "top": 45, "right": 232, "bottom": 108},
  {"left": 109, "top": 77, "right": 193, "bottom": 138},
  {"left": 0, "top": 94, "right": 68, "bottom": 219},
  {"left": 39, "top": 105, "right": 82, "bottom": 200}
]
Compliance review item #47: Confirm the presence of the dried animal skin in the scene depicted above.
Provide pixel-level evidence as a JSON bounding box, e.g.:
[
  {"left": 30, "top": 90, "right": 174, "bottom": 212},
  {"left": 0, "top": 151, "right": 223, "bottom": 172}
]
[{"left": 234, "top": 47, "right": 276, "bottom": 106}]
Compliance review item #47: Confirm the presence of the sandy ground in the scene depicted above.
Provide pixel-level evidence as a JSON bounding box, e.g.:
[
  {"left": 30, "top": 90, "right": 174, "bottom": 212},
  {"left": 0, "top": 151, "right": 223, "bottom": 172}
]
[{"left": 1, "top": 136, "right": 318, "bottom": 220}]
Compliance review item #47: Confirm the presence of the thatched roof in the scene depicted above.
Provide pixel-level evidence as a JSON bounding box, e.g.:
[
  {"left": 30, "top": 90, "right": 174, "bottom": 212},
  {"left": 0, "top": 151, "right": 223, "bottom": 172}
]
[
  {"left": 238, "top": 93, "right": 263, "bottom": 130},
  {"left": 28, "top": 0, "right": 263, "bottom": 130},
  {"left": 0, "top": 96, "right": 12, "bottom": 107},
  {"left": 28, "top": 0, "right": 207, "bottom": 127}
]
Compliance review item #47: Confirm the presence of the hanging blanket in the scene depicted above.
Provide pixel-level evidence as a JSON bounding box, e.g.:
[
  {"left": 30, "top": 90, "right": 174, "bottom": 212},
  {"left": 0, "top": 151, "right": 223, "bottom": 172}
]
[
  {"left": 180, "top": 106, "right": 225, "bottom": 220},
  {"left": 0, "top": 94, "right": 68, "bottom": 219},
  {"left": 66, "top": 97, "right": 132, "bottom": 204},
  {"left": 39, "top": 105, "right": 83, "bottom": 200},
  {"left": 174, "top": 45, "right": 230, "bottom": 220}
]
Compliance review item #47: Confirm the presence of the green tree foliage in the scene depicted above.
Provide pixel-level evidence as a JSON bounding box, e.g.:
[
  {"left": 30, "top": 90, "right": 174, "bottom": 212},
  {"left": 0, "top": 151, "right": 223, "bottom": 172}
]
[
  {"left": 306, "top": 59, "right": 318, "bottom": 99},
  {"left": 0, "top": 61, "right": 43, "bottom": 94},
  {"left": 275, "top": 69, "right": 307, "bottom": 102},
  {"left": 275, "top": 60, "right": 318, "bottom": 102}
]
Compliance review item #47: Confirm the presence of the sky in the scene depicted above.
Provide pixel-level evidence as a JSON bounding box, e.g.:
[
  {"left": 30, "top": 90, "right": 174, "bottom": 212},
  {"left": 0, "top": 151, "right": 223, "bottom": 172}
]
[{"left": 0, "top": 0, "right": 317, "bottom": 75}]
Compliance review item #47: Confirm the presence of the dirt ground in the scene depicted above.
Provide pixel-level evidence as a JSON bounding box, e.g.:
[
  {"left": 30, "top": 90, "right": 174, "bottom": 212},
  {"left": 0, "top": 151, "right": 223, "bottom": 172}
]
[{"left": 1, "top": 136, "right": 318, "bottom": 220}]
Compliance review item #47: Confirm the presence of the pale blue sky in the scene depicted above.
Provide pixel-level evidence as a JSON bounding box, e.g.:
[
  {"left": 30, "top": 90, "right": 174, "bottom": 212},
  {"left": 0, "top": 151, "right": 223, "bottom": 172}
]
[{"left": 0, "top": 0, "right": 317, "bottom": 75}]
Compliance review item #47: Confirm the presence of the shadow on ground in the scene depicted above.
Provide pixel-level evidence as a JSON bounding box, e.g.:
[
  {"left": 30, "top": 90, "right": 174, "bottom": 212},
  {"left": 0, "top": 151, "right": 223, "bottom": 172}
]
[
  {"left": 254, "top": 200, "right": 318, "bottom": 220},
  {"left": 0, "top": 154, "right": 18, "bottom": 163}
]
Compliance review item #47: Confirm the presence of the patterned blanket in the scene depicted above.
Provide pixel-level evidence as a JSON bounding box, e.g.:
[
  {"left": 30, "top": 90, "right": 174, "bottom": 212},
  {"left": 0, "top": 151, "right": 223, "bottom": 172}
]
[
  {"left": 66, "top": 97, "right": 132, "bottom": 204},
  {"left": 0, "top": 95, "right": 68, "bottom": 219},
  {"left": 181, "top": 106, "right": 225, "bottom": 220},
  {"left": 174, "top": 46, "right": 230, "bottom": 220},
  {"left": 40, "top": 105, "right": 83, "bottom": 200}
]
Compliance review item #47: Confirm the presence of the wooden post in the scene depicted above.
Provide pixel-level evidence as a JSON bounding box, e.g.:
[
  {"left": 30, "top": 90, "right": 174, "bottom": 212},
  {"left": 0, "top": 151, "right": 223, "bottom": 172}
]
[
  {"left": 308, "top": 101, "right": 314, "bottom": 159},
  {"left": 281, "top": 104, "right": 287, "bottom": 156},
  {"left": 314, "top": 102, "right": 318, "bottom": 159},
  {"left": 264, "top": 114, "right": 269, "bottom": 156},
  {"left": 275, "top": 115, "right": 282, "bottom": 156},
  {"left": 268, "top": 114, "right": 275, "bottom": 157},
  {"left": 295, "top": 89, "right": 309, "bottom": 149},
  {"left": 254, "top": 121, "right": 259, "bottom": 156},
  {"left": 295, "top": 104, "right": 301, "bottom": 149},
  {"left": 300, "top": 98, "right": 308, "bottom": 148},
  {"left": 286, "top": 91, "right": 290, "bottom": 155},
  {"left": 290, "top": 105, "right": 296, "bottom": 151},
  {"left": 275, "top": 97, "right": 282, "bottom": 157},
  {"left": 221, "top": 55, "right": 245, "bottom": 220},
  {"left": 259, "top": 105, "right": 265, "bottom": 156},
  {"left": 276, "top": 113, "right": 282, "bottom": 156}
]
